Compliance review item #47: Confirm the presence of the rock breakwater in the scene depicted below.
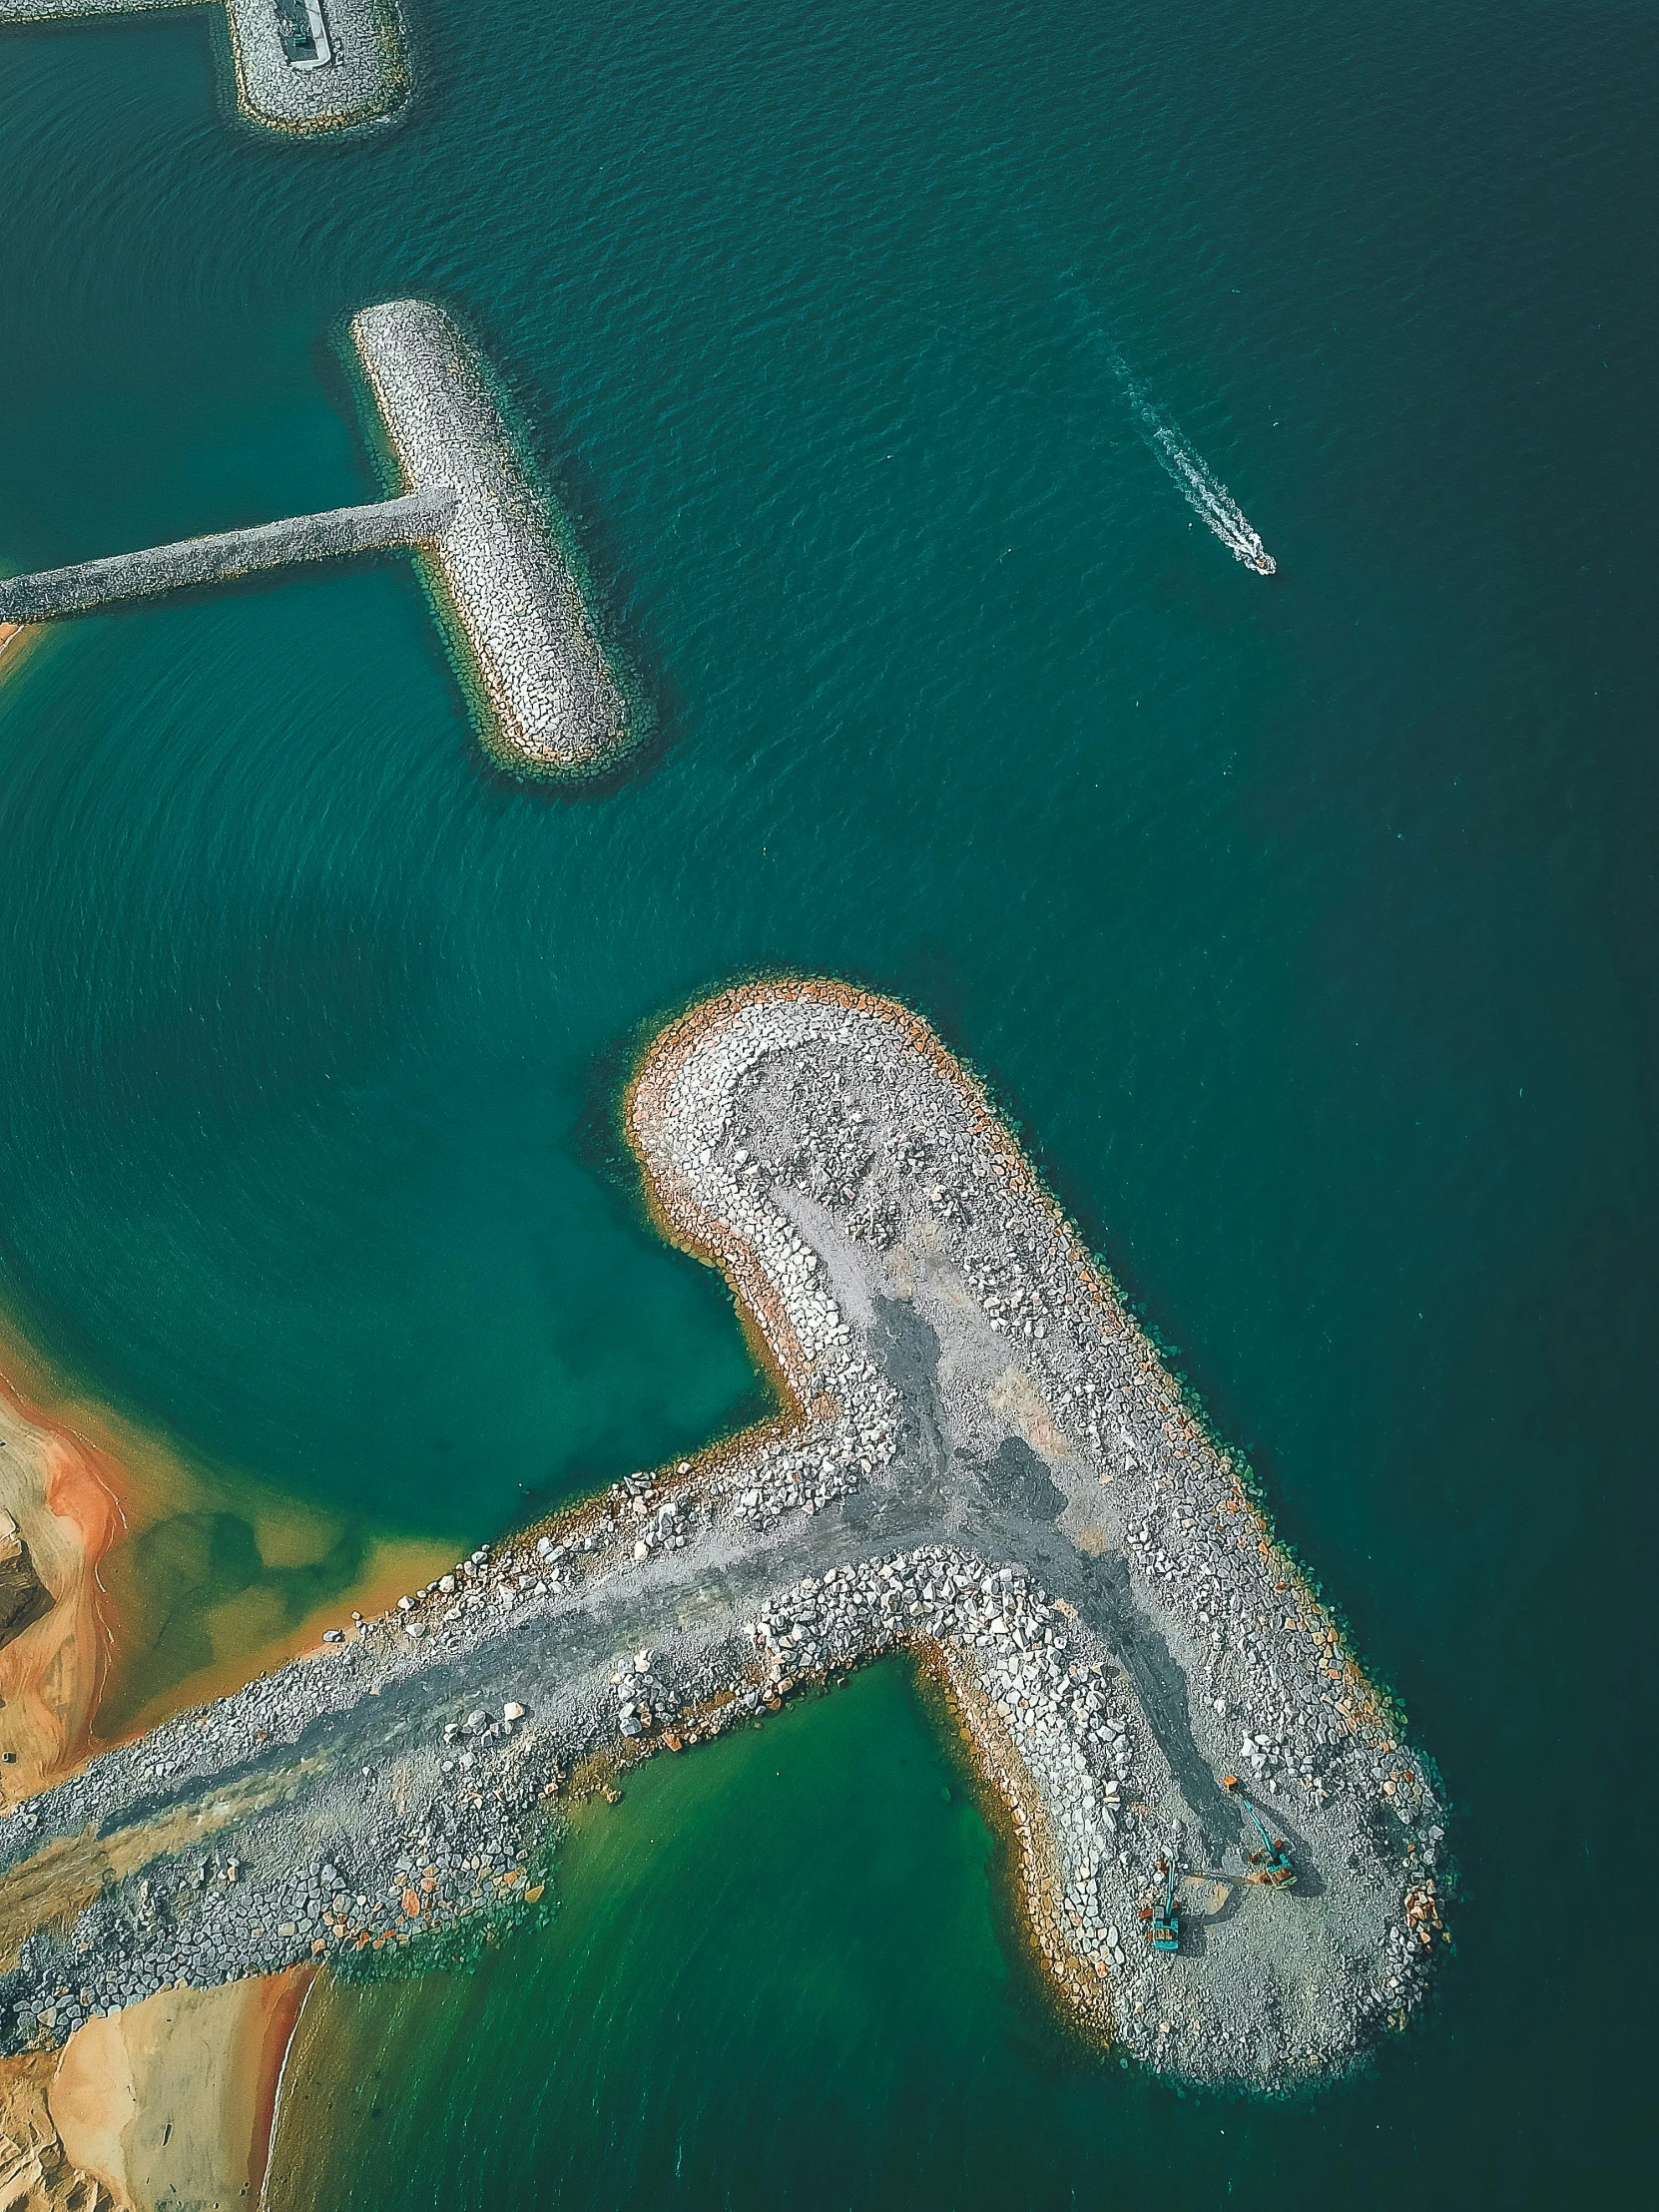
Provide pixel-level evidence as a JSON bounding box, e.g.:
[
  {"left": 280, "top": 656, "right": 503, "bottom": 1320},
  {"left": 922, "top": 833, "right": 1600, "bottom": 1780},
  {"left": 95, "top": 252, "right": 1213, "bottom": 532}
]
[
  {"left": 0, "top": 492, "right": 451, "bottom": 625},
  {"left": 0, "top": 0, "right": 408, "bottom": 135},
  {"left": 0, "top": 296, "right": 632, "bottom": 776},
  {"left": 0, "top": 981, "right": 1445, "bottom": 2089}
]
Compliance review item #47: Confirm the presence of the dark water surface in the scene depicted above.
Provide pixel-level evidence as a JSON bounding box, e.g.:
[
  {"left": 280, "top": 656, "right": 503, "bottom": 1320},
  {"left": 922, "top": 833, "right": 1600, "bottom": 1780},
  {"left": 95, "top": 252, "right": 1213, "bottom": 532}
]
[{"left": 1, "top": 0, "right": 1654, "bottom": 2198}]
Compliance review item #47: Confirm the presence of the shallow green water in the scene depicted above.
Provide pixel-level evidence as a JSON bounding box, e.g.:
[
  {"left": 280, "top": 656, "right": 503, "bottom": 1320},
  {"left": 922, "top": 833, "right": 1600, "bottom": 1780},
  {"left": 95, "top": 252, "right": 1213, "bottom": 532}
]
[
  {"left": 1, "top": 0, "right": 1655, "bottom": 2196},
  {"left": 268, "top": 1663, "right": 1231, "bottom": 2212}
]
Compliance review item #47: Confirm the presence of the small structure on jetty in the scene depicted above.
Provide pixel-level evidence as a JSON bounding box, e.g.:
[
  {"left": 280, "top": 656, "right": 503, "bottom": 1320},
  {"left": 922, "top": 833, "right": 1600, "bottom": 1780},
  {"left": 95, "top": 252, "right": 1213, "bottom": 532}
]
[
  {"left": 276, "top": 0, "right": 333, "bottom": 72},
  {"left": 0, "top": 982, "right": 1446, "bottom": 2091},
  {"left": 0, "top": 0, "right": 406, "bottom": 134},
  {"left": 0, "top": 298, "right": 633, "bottom": 776}
]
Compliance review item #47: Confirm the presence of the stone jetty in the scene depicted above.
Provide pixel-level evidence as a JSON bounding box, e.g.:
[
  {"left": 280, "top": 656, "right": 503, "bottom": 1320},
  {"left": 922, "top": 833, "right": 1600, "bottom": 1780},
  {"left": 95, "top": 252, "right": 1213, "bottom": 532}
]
[
  {"left": 0, "top": 0, "right": 408, "bottom": 135},
  {"left": 0, "top": 981, "right": 1445, "bottom": 2089},
  {"left": 0, "top": 298, "right": 633, "bottom": 776}
]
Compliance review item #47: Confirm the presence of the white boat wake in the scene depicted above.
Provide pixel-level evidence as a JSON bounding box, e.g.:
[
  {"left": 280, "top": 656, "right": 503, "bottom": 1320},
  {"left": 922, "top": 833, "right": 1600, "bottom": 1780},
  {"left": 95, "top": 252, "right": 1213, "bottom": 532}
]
[
  {"left": 1130, "top": 389, "right": 1276, "bottom": 575},
  {"left": 1048, "top": 268, "right": 1277, "bottom": 575}
]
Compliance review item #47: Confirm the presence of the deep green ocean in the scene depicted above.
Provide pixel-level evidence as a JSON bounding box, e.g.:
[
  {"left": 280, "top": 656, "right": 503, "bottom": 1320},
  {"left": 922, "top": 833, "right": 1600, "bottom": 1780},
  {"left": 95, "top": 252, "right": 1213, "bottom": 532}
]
[{"left": 2, "top": 0, "right": 1655, "bottom": 2199}]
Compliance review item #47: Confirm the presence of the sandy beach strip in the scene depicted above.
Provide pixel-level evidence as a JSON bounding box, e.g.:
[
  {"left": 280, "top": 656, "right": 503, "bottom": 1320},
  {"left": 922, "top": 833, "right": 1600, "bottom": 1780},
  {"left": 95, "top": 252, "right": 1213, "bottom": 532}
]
[
  {"left": 0, "top": 623, "right": 38, "bottom": 681},
  {"left": 45, "top": 1966, "right": 313, "bottom": 2211},
  {"left": 0, "top": 1375, "right": 313, "bottom": 2212}
]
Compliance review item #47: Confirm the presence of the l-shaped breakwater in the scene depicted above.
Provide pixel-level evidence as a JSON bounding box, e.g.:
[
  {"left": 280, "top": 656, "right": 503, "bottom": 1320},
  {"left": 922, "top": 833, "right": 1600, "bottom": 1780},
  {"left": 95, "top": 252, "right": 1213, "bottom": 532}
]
[
  {"left": 0, "top": 298, "right": 633, "bottom": 776},
  {"left": 0, "top": 0, "right": 407, "bottom": 134},
  {"left": 0, "top": 982, "right": 1445, "bottom": 2090}
]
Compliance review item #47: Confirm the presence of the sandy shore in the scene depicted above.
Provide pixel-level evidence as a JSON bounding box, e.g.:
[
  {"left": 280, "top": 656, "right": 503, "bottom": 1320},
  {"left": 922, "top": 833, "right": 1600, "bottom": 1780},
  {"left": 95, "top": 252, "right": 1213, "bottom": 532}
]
[
  {"left": 0, "top": 623, "right": 38, "bottom": 680},
  {"left": 0, "top": 1374, "right": 123, "bottom": 1803},
  {"left": 47, "top": 1968, "right": 312, "bottom": 2212},
  {"left": 0, "top": 1966, "right": 311, "bottom": 2211},
  {"left": 0, "top": 1375, "right": 121, "bottom": 2205},
  {"left": 0, "top": 1350, "right": 438, "bottom": 2207}
]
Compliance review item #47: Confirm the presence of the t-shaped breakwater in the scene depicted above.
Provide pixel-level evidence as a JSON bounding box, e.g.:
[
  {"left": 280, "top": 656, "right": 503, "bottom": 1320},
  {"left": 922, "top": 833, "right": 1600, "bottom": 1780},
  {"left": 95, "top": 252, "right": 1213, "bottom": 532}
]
[
  {"left": 0, "top": 298, "right": 634, "bottom": 776},
  {"left": 0, "top": 0, "right": 408, "bottom": 134},
  {"left": 0, "top": 982, "right": 1444, "bottom": 2091}
]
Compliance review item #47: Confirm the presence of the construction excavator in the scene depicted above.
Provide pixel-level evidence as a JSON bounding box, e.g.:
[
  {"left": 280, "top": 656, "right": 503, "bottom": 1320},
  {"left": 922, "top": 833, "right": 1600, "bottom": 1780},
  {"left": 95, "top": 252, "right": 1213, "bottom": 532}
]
[
  {"left": 1220, "top": 1773, "right": 1296, "bottom": 1886},
  {"left": 1240, "top": 1798, "right": 1296, "bottom": 1888},
  {"left": 1143, "top": 1857, "right": 1180, "bottom": 1953}
]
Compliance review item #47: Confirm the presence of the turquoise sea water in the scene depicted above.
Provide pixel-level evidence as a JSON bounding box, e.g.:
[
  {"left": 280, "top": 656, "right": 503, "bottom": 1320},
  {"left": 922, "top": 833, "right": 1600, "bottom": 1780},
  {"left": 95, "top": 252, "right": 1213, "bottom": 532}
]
[{"left": 1, "top": 0, "right": 1655, "bottom": 2197}]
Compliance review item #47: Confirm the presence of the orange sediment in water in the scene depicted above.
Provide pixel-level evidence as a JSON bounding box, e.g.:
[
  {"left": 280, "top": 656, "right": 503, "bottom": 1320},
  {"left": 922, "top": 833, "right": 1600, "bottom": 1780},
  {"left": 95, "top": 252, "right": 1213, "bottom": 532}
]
[
  {"left": 0, "top": 1361, "right": 126, "bottom": 1797},
  {"left": 0, "top": 1307, "right": 448, "bottom": 2206},
  {"left": 0, "top": 1311, "right": 455, "bottom": 1752}
]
